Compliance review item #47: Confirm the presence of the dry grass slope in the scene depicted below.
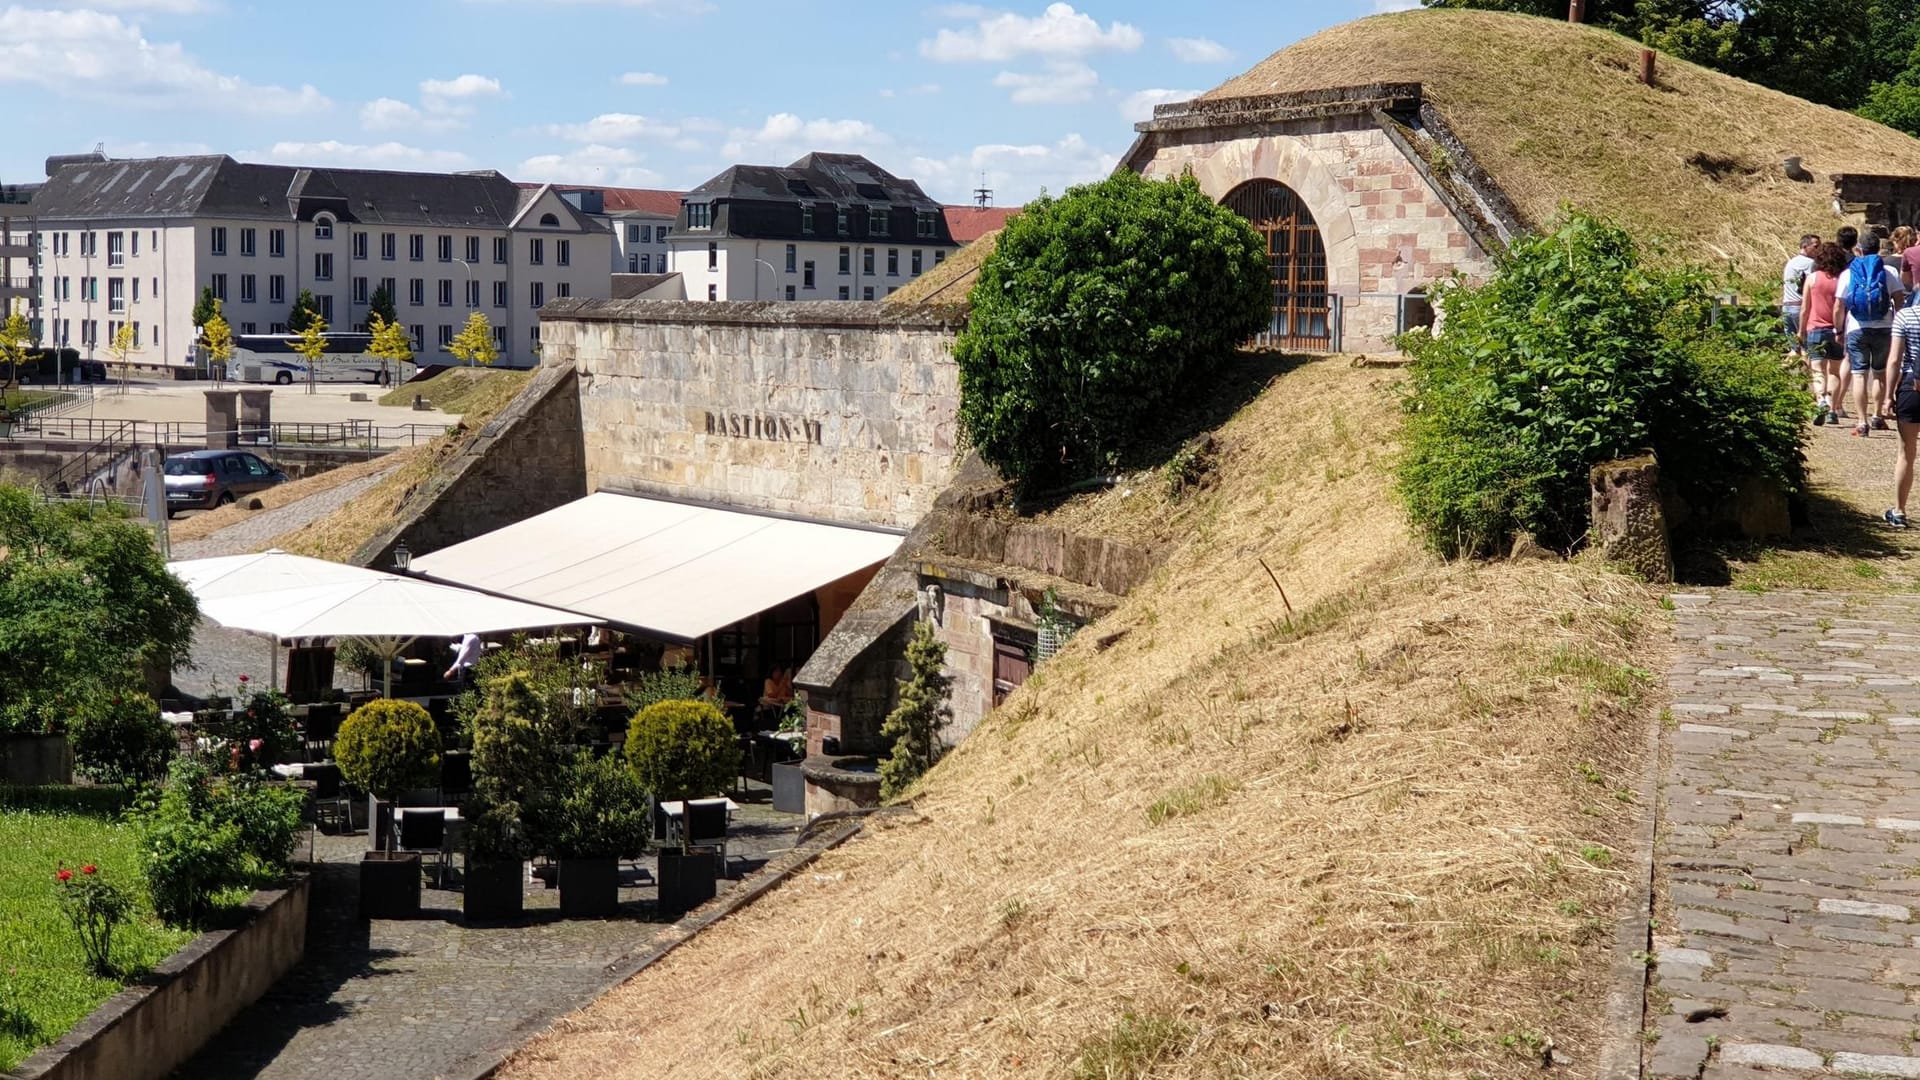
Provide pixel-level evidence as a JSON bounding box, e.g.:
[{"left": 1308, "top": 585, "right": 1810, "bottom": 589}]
[
  {"left": 165, "top": 450, "right": 423, "bottom": 544},
  {"left": 1207, "top": 10, "right": 1920, "bottom": 278},
  {"left": 378, "top": 366, "right": 530, "bottom": 416},
  {"left": 497, "top": 359, "right": 1663, "bottom": 1080},
  {"left": 886, "top": 231, "right": 1002, "bottom": 305}
]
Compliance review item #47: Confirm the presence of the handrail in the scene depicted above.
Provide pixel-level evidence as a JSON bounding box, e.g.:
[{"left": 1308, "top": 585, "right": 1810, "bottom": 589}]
[
  {"left": 39, "top": 420, "right": 135, "bottom": 496},
  {"left": 22, "top": 417, "right": 445, "bottom": 449}
]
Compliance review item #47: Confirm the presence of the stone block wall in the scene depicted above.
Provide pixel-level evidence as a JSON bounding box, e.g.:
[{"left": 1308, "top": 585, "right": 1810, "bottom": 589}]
[
  {"left": 1135, "top": 113, "right": 1493, "bottom": 353},
  {"left": 540, "top": 298, "right": 966, "bottom": 530}
]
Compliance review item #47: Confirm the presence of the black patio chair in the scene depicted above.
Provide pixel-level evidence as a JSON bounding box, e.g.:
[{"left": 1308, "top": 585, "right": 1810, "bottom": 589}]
[
  {"left": 305, "top": 762, "right": 352, "bottom": 834},
  {"left": 303, "top": 703, "right": 343, "bottom": 760},
  {"left": 397, "top": 809, "right": 449, "bottom": 887},
  {"left": 684, "top": 798, "right": 730, "bottom": 877}
]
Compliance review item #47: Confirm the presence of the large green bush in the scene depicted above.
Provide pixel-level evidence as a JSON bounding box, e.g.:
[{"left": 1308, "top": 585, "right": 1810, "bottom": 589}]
[
  {"left": 334, "top": 699, "right": 440, "bottom": 798},
  {"left": 68, "top": 692, "right": 173, "bottom": 787},
  {"left": 131, "top": 759, "right": 306, "bottom": 927},
  {"left": 625, "top": 699, "right": 740, "bottom": 803},
  {"left": 467, "top": 672, "right": 569, "bottom": 859},
  {"left": 1396, "top": 211, "right": 1809, "bottom": 557},
  {"left": 955, "top": 171, "right": 1271, "bottom": 489},
  {"left": 552, "top": 751, "right": 650, "bottom": 859}
]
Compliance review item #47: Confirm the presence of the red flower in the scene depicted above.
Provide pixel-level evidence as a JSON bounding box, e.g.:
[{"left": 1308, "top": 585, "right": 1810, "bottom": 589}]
[
  {"left": 238, "top": 674, "right": 250, "bottom": 683},
  {"left": 81, "top": 864, "right": 96, "bottom": 876},
  {"left": 56, "top": 868, "right": 72, "bottom": 882}
]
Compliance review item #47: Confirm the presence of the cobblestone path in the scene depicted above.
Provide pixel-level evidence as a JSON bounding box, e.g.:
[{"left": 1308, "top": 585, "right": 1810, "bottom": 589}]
[
  {"left": 170, "top": 465, "right": 394, "bottom": 561},
  {"left": 1648, "top": 590, "right": 1920, "bottom": 1079},
  {"left": 176, "top": 792, "right": 802, "bottom": 1079}
]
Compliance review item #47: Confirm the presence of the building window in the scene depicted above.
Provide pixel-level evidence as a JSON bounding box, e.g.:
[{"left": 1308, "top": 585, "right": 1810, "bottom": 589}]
[
  {"left": 242, "top": 322, "right": 256, "bottom": 335},
  {"left": 84, "top": 232, "right": 96, "bottom": 257},
  {"left": 935, "top": 250, "right": 947, "bottom": 265},
  {"left": 786, "top": 285, "right": 796, "bottom": 301},
  {"left": 838, "top": 285, "right": 850, "bottom": 300},
  {"left": 493, "top": 237, "right": 508, "bottom": 264},
  {"left": 529, "top": 324, "right": 540, "bottom": 344},
  {"left": 641, "top": 253, "right": 652, "bottom": 273},
  {"left": 802, "top": 261, "right": 815, "bottom": 289},
  {"left": 438, "top": 279, "right": 453, "bottom": 307},
  {"left": 916, "top": 210, "right": 938, "bottom": 238},
  {"left": 629, "top": 254, "right": 640, "bottom": 273},
  {"left": 557, "top": 281, "right": 571, "bottom": 298},
  {"left": 642, "top": 224, "right": 653, "bottom": 243},
  {"left": 558, "top": 239, "right": 571, "bottom": 266},
  {"left": 887, "top": 249, "right": 899, "bottom": 276},
  {"left": 626, "top": 223, "right": 641, "bottom": 243},
  {"left": 657, "top": 225, "right": 669, "bottom": 240},
  {"left": 868, "top": 206, "right": 889, "bottom": 235},
  {"left": 132, "top": 278, "right": 139, "bottom": 304},
  {"left": 381, "top": 233, "right": 396, "bottom": 260},
  {"left": 466, "top": 236, "right": 480, "bottom": 263},
  {"left": 211, "top": 273, "right": 227, "bottom": 301},
  {"left": 539, "top": 212, "right": 560, "bottom": 227},
  {"left": 529, "top": 238, "right": 544, "bottom": 265},
  {"left": 912, "top": 249, "right": 923, "bottom": 275},
  {"left": 862, "top": 248, "right": 875, "bottom": 275},
  {"left": 438, "top": 324, "right": 454, "bottom": 348},
  {"left": 380, "top": 277, "right": 396, "bottom": 302},
  {"left": 233, "top": 227, "right": 252, "bottom": 257},
  {"left": 107, "top": 232, "right": 124, "bottom": 267},
  {"left": 314, "top": 253, "right": 333, "bottom": 281},
  {"left": 409, "top": 279, "right": 425, "bottom": 306},
  {"left": 801, "top": 204, "right": 814, "bottom": 234},
  {"left": 270, "top": 228, "right": 285, "bottom": 257},
  {"left": 438, "top": 235, "right": 453, "bottom": 262},
  {"left": 210, "top": 227, "right": 227, "bottom": 256},
  {"left": 785, "top": 244, "right": 797, "bottom": 273},
  {"left": 466, "top": 279, "right": 481, "bottom": 307},
  {"left": 270, "top": 275, "right": 285, "bottom": 304},
  {"left": 492, "top": 325, "right": 506, "bottom": 349},
  {"left": 320, "top": 295, "right": 333, "bottom": 321},
  {"left": 530, "top": 281, "right": 545, "bottom": 307},
  {"left": 353, "top": 232, "right": 368, "bottom": 260},
  {"left": 707, "top": 243, "right": 717, "bottom": 270},
  {"left": 108, "top": 278, "right": 125, "bottom": 313},
  {"left": 353, "top": 277, "right": 368, "bottom": 304},
  {"left": 240, "top": 274, "right": 256, "bottom": 304},
  {"left": 836, "top": 206, "right": 848, "bottom": 235},
  {"left": 707, "top": 284, "right": 717, "bottom": 301},
  {"left": 410, "top": 325, "right": 423, "bottom": 349},
  {"left": 492, "top": 281, "right": 508, "bottom": 308},
  {"left": 838, "top": 247, "right": 850, "bottom": 274},
  {"left": 315, "top": 217, "right": 334, "bottom": 240},
  {"left": 862, "top": 286, "right": 874, "bottom": 300},
  {"left": 686, "top": 202, "right": 712, "bottom": 230},
  {"left": 409, "top": 234, "right": 424, "bottom": 261}
]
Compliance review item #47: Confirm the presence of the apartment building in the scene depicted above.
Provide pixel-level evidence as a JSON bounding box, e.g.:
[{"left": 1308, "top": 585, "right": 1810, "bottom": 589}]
[
  {"left": 666, "top": 153, "right": 961, "bottom": 301},
  {"left": 23, "top": 153, "right": 614, "bottom": 369},
  {"left": 0, "top": 187, "right": 35, "bottom": 318}
]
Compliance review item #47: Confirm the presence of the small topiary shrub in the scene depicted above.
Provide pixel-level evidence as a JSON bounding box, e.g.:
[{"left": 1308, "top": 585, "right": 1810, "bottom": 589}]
[
  {"left": 954, "top": 171, "right": 1270, "bottom": 490},
  {"left": 553, "top": 751, "right": 650, "bottom": 859},
  {"left": 1396, "top": 210, "right": 1809, "bottom": 557},
  {"left": 68, "top": 690, "right": 173, "bottom": 786},
  {"left": 625, "top": 699, "right": 740, "bottom": 803},
  {"left": 334, "top": 699, "right": 441, "bottom": 798}
]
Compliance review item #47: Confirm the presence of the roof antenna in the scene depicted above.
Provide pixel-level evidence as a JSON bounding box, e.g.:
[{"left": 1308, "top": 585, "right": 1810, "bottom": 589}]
[
  {"left": 972, "top": 172, "right": 992, "bottom": 209},
  {"left": 93, "top": 141, "right": 106, "bottom": 160}
]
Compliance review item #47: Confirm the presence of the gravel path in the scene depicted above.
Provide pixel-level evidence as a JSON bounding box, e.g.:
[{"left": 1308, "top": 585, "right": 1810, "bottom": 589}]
[{"left": 171, "top": 466, "right": 395, "bottom": 560}]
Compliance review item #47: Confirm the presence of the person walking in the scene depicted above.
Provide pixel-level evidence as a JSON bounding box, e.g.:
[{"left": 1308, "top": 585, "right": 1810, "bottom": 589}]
[
  {"left": 1897, "top": 225, "right": 1920, "bottom": 302},
  {"left": 1881, "top": 293, "right": 1920, "bottom": 526},
  {"left": 1802, "top": 241, "right": 1849, "bottom": 424},
  {"left": 1835, "top": 233, "right": 1909, "bottom": 436},
  {"left": 442, "top": 631, "right": 482, "bottom": 685},
  {"left": 1783, "top": 234, "right": 1819, "bottom": 356}
]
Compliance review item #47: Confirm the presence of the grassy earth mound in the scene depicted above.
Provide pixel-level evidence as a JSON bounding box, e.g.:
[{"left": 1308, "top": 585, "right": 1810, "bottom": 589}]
[{"left": 495, "top": 357, "right": 1662, "bottom": 1079}]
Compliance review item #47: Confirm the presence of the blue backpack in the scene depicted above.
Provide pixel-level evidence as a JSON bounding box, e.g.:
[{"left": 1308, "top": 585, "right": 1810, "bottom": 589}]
[{"left": 1848, "top": 254, "right": 1892, "bottom": 322}]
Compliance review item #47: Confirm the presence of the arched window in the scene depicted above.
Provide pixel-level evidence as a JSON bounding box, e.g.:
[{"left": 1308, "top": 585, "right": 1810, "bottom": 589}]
[
  {"left": 538, "top": 212, "right": 560, "bottom": 227},
  {"left": 1221, "top": 180, "right": 1331, "bottom": 350},
  {"left": 313, "top": 213, "right": 335, "bottom": 240}
]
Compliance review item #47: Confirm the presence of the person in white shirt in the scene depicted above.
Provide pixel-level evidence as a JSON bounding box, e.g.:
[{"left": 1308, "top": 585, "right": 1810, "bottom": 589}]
[
  {"left": 1882, "top": 303, "right": 1920, "bottom": 528},
  {"left": 1834, "top": 235, "right": 1910, "bottom": 437},
  {"left": 1781, "top": 234, "right": 1818, "bottom": 356},
  {"left": 443, "top": 632, "right": 482, "bottom": 683}
]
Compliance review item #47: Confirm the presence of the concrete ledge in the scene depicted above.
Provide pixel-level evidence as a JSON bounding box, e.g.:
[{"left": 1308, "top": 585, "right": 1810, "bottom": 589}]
[
  {"left": 10, "top": 874, "right": 311, "bottom": 1080},
  {"left": 541, "top": 297, "right": 968, "bottom": 330}
]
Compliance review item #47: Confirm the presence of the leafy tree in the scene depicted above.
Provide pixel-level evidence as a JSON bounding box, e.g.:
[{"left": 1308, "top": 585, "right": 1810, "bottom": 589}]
[
  {"left": 367, "top": 314, "right": 413, "bottom": 386},
  {"left": 201, "top": 301, "right": 235, "bottom": 376},
  {"left": 292, "top": 313, "right": 327, "bottom": 394},
  {"left": 0, "top": 307, "right": 30, "bottom": 393},
  {"left": 447, "top": 310, "right": 498, "bottom": 367},
  {"left": 954, "top": 171, "right": 1269, "bottom": 490},
  {"left": 878, "top": 620, "right": 953, "bottom": 801},
  {"left": 285, "top": 289, "right": 323, "bottom": 335},
  {"left": 1861, "top": 81, "right": 1920, "bottom": 136},
  {"left": 106, "top": 321, "right": 138, "bottom": 388},
  {"left": 0, "top": 485, "right": 199, "bottom": 733},
  {"left": 366, "top": 284, "right": 398, "bottom": 328},
  {"left": 191, "top": 286, "right": 219, "bottom": 329}
]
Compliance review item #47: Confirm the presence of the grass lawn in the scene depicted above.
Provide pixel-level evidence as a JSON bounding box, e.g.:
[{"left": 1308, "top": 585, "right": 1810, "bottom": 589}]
[
  {"left": 1, "top": 389, "right": 57, "bottom": 413},
  {"left": 0, "top": 792, "right": 192, "bottom": 1071}
]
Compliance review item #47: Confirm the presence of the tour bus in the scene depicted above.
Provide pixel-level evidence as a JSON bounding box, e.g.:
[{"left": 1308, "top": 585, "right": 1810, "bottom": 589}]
[{"left": 231, "top": 333, "right": 413, "bottom": 386}]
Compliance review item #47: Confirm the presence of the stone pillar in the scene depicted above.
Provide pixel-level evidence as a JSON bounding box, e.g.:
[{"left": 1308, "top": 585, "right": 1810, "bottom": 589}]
[
  {"left": 1590, "top": 454, "right": 1674, "bottom": 584},
  {"left": 237, "top": 389, "right": 273, "bottom": 446},
  {"left": 203, "top": 389, "right": 239, "bottom": 449}
]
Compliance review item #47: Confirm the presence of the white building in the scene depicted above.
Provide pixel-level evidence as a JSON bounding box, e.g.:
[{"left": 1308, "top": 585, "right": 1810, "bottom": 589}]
[
  {"left": 22, "top": 152, "right": 614, "bottom": 369},
  {"left": 665, "top": 153, "right": 962, "bottom": 302},
  {"left": 535, "top": 186, "right": 681, "bottom": 275}
]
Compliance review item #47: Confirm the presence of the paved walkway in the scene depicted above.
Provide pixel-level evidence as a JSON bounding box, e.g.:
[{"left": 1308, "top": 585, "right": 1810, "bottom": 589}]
[
  {"left": 171, "top": 465, "right": 396, "bottom": 561},
  {"left": 1649, "top": 589, "right": 1920, "bottom": 1078},
  {"left": 174, "top": 787, "right": 803, "bottom": 1080}
]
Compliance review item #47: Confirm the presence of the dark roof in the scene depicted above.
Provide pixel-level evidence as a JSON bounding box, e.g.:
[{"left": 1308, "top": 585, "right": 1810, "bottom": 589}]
[
  {"left": 27, "top": 155, "right": 565, "bottom": 230},
  {"left": 678, "top": 153, "right": 957, "bottom": 246},
  {"left": 610, "top": 272, "right": 680, "bottom": 299}
]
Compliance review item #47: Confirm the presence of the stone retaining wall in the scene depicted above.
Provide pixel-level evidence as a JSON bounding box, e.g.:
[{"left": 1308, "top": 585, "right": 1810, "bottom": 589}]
[{"left": 11, "top": 875, "right": 310, "bottom": 1080}]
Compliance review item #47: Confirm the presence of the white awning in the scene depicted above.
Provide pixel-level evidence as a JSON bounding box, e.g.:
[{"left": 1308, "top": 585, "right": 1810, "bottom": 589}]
[
  {"left": 169, "top": 550, "right": 378, "bottom": 600},
  {"left": 195, "top": 577, "right": 597, "bottom": 641},
  {"left": 410, "top": 492, "right": 902, "bottom": 640}
]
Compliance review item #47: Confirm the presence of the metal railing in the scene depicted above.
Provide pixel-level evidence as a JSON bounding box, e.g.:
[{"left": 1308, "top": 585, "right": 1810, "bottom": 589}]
[
  {"left": 39, "top": 421, "right": 139, "bottom": 496},
  {"left": 18, "top": 417, "right": 447, "bottom": 450}
]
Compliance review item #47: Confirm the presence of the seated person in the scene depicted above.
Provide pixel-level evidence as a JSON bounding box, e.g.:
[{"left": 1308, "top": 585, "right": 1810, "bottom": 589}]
[{"left": 762, "top": 667, "right": 792, "bottom": 704}]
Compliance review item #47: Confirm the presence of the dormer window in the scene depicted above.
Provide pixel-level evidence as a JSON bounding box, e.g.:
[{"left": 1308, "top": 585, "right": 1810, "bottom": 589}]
[
  {"left": 314, "top": 214, "right": 335, "bottom": 240},
  {"left": 538, "top": 212, "right": 560, "bottom": 227},
  {"left": 686, "top": 202, "right": 713, "bottom": 230}
]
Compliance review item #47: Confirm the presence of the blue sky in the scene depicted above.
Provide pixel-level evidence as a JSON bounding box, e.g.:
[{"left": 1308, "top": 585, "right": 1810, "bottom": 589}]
[{"left": 0, "top": 1, "right": 1406, "bottom": 206}]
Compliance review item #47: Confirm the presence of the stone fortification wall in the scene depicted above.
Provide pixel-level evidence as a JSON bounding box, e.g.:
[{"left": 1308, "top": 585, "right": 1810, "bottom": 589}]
[{"left": 539, "top": 299, "right": 966, "bottom": 531}]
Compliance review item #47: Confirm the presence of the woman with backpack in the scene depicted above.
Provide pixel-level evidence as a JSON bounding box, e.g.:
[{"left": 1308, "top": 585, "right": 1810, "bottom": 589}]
[
  {"left": 1803, "top": 241, "right": 1850, "bottom": 425},
  {"left": 1835, "top": 234, "right": 1910, "bottom": 437}
]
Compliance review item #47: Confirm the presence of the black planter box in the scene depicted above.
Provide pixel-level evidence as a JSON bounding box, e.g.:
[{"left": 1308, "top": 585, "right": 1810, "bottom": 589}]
[
  {"left": 359, "top": 850, "right": 422, "bottom": 920},
  {"left": 558, "top": 856, "right": 619, "bottom": 918},
  {"left": 770, "top": 760, "right": 805, "bottom": 815},
  {"left": 657, "top": 846, "right": 717, "bottom": 916},
  {"left": 463, "top": 858, "right": 525, "bottom": 921}
]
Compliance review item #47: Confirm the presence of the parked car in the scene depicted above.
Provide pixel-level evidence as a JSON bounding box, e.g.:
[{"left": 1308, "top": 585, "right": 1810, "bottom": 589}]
[
  {"left": 8, "top": 349, "right": 106, "bottom": 384},
  {"left": 163, "top": 450, "right": 288, "bottom": 515}
]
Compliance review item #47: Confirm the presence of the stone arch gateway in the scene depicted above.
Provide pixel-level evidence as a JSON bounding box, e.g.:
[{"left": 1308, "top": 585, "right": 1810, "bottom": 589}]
[{"left": 1221, "top": 179, "right": 1332, "bottom": 350}]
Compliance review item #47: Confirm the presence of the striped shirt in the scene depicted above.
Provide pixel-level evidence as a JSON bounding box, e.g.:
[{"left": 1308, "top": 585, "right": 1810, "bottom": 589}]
[{"left": 1896, "top": 306, "right": 1920, "bottom": 387}]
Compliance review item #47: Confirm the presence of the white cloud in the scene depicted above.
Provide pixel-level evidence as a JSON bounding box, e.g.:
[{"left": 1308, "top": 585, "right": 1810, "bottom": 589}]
[
  {"left": 542, "top": 112, "right": 678, "bottom": 142},
  {"left": 618, "top": 71, "right": 669, "bottom": 86},
  {"left": 360, "top": 74, "right": 502, "bottom": 132},
  {"left": 461, "top": 0, "right": 711, "bottom": 9},
  {"left": 361, "top": 97, "right": 430, "bottom": 131},
  {"left": 47, "top": 0, "right": 214, "bottom": 11},
  {"left": 0, "top": 8, "right": 329, "bottom": 115},
  {"left": 720, "top": 113, "right": 889, "bottom": 162},
  {"left": 1166, "top": 36, "right": 1230, "bottom": 63},
  {"left": 250, "top": 140, "right": 474, "bottom": 170},
  {"left": 1119, "top": 87, "right": 1196, "bottom": 122},
  {"left": 921, "top": 3, "right": 1141, "bottom": 63},
  {"left": 993, "top": 62, "right": 1098, "bottom": 105},
  {"left": 516, "top": 144, "right": 664, "bottom": 187},
  {"left": 420, "top": 73, "right": 502, "bottom": 102},
  {"left": 908, "top": 132, "right": 1116, "bottom": 205},
  {"left": 879, "top": 83, "right": 942, "bottom": 99}
]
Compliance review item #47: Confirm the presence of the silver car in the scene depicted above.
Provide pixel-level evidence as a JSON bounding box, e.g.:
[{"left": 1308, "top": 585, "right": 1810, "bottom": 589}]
[{"left": 163, "top": 450, "right": 288, "bottom": 515}]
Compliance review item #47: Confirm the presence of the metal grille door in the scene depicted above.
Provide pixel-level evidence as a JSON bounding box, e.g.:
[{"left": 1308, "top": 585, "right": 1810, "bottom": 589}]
[{"left": 1222, "top": 180, "right": 1332, "bottom": 351}]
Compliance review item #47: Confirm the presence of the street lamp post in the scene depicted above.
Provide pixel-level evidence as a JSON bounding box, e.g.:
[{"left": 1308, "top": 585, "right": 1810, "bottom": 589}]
[
  {"left": 453, "top": 258, "right": 476, "bottom": 365},
  {"left": 753, "top": 258, "right": 776, "bottom": 301}
]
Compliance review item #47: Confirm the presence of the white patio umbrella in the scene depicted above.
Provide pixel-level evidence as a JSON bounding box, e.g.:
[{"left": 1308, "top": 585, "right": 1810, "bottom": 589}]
[{"left": 171, "top": 550, "right": 400, "bottom": 690}]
